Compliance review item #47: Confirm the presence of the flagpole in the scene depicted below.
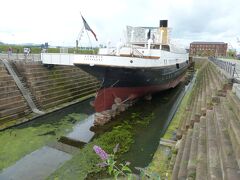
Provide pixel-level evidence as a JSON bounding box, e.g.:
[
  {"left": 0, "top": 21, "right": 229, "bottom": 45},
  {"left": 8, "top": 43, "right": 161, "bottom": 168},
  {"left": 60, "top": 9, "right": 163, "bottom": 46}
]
[
  {"left": 80, "top": 12, "right": 97, "bottom": 54},
  {"left": 76, "top": 26, "right": 84, "bottom": 53},
  {"left": 77, "top": 27, "right": 84, "bottom": 40}
]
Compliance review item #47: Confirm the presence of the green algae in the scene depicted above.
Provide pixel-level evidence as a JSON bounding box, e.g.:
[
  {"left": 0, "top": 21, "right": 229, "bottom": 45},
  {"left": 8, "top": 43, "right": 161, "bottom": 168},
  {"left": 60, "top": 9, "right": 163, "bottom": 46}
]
[
  {"left": 47, "top": 124, "right": 134, "bottom": 180},
  {"left": 163, "top": 90, "right": 192, "bottom": 140},
  {"left": 47, "top": 112, "right": 154, "bottom": 180},
  {"left": 0, "top": 113, "right": 87, "bottom": 171},
  {"left": 163, "top": 60, "right": 208, "bottom": 140},
  {"left": 146, "top": 89, "right": 194, "bottom": 178}
]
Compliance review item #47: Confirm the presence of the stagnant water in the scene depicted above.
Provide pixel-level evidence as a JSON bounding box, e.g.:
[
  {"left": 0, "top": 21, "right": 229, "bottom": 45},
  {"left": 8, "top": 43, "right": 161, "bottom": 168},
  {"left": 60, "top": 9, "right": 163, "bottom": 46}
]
[
  {"left": 118, "top": 83, "right": 185, "bottom": 169},
  {"left": 0, "top": 81, "right": 188, "bottom": 178},
  {"left": 16, "top": 98, "right": 94, "bottom": 129}
]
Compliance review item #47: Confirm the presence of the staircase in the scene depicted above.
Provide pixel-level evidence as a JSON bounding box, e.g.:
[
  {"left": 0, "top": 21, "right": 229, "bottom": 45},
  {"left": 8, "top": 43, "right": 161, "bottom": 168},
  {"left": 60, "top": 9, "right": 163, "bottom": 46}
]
[
  {"left": 10, "top": 62, "right": 42, "bottom": 110},
  {"left": 1, "top": 59, "right": 44, "bottom": 115},
  {"left": 171, "top": 59, "right": 240, "bottom": 179},
  {"left": 0, "top": 60, "right": 31, "bottom": 128},
  {"left": 13, "top": 61, "right": 100, "bottom": 110}
]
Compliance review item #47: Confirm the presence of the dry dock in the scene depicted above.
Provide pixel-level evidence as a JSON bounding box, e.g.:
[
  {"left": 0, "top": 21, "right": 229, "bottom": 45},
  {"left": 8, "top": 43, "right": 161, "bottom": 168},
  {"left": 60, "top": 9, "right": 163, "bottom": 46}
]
[{"left": 1, "top": 55, "right": 240, "bottom": 179}]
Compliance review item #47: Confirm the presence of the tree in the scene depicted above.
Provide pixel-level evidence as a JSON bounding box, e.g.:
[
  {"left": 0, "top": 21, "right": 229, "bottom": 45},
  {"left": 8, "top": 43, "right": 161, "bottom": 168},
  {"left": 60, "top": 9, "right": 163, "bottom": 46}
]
[{"left": 227, "top": 49, "right": 236, "bottom": 58}]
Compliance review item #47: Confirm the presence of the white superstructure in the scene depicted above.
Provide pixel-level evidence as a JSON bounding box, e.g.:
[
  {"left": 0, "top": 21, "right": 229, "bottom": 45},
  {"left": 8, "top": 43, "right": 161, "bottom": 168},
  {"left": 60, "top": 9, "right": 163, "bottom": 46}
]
[{"left": 41, "top": 20, "right": 189, "bottom": 68}]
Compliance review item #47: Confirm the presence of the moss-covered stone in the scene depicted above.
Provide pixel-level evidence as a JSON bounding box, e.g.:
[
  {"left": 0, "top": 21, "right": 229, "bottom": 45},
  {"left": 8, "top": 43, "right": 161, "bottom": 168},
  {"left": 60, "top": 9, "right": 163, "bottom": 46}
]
[{"left": 0, "top": 113, "right": 87, "bottom": 171}]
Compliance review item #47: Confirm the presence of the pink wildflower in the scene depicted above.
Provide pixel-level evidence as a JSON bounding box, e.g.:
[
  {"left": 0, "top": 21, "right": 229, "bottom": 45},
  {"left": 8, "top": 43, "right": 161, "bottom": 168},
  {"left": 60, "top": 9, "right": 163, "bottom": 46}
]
[{"left": 93, "top": 145, "right": 109, "bottom": 160}]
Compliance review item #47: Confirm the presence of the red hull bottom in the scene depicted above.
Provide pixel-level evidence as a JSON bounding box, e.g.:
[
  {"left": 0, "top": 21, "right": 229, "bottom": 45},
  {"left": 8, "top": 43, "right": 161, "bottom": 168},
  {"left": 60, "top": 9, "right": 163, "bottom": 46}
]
[{"left": 94, "top": 74, "right": 185, "bottom": 112}]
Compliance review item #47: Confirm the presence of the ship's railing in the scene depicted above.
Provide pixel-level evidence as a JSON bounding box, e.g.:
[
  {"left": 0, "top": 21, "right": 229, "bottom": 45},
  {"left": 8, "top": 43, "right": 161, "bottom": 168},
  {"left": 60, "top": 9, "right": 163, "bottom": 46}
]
[
  {"left": 41, "top": 53, "right": 74, "bottom": 66},
  {"left": 109, "top": 48, "right": 116, "bottom": 55}
]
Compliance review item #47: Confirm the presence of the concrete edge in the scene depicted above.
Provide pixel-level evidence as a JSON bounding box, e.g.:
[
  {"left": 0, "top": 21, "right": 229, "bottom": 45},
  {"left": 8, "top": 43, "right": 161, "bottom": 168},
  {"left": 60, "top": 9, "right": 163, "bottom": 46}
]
[{"left": 0, "top": 93, "right": 95, "bottom": 131}]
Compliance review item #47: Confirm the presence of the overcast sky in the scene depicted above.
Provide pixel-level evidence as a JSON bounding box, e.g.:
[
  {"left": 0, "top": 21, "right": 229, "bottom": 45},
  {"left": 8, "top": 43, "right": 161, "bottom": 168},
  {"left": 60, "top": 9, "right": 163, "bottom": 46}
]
[{"left": 0, "top": 0, "right": 239, "bottom": 50}]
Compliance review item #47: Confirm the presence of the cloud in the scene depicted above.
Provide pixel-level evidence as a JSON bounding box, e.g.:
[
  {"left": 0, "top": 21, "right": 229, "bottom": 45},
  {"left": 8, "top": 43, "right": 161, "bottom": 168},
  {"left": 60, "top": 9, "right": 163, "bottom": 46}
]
[
  {"left": 0, "top": 0, "right": 239, "bottom": 51},
  {"left": 168, "top": 0, "right": 240, "bottom": 45}
]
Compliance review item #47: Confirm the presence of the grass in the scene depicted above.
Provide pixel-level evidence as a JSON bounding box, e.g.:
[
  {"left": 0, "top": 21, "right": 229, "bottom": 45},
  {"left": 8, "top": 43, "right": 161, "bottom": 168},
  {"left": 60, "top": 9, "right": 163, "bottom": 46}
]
[
  {"left": 0, "top": 44, "right": 98, "bottom": 54},
  {"left": 164, "top": 61, "right": 207, "bottom": 139},
  {"left": 221, "top": 56, "right": 239, "bottom": 60},
  {"left": 147, "top": 145, "right": 172, "bottom": 179},
  {"left": 0, "top": 113, "right": 87, "bottom": 171},
  {"left": 163, "top": 90, "right": 192, "bottom": 140}
]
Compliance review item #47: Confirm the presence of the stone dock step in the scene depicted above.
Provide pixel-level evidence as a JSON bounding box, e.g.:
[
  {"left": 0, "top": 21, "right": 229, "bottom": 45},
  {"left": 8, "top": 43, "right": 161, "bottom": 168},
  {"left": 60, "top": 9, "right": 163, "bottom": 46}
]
[
  {"left": 64, "top": 114, "right": 95, "bottom": 144},
  {"left": 214, "top": 102, "right": 240, "bottom": 179},
  {"left": 159, "top": 138, "right": 176, "bottom": 147},
  {"left": 196, "top": 116, "right": 207, "bottom": 180},
  {"left": 1, "top": 59, "right": 44, "bottom": 115},
  {"left": 13, "top": 61, "right": 100, "bottom": 111},
  {"left": 206, "top": 110, "right": 223, "bottom": 180},
  {"left": 187, "top": 122, "right": 199, "bottom": 179},
  {"left": 178, "top": 129, "right": 193, "bottom": 179},
  {"left": 0, "top": 146, "right": 72, "bottom": 180},
  {"left": 222, "top": 99, "right": 240, "bottom": 169},
  {"left": 227, "top": 91, "right": 240, "bottom": 120},
  {"left": 170, "top": 59, "right": 240, "bottom": 180},
  {"left": 172, "top": 135, "right": 186, "bottom": 180},
  {"left": 47, "top": 142, "right": 79, "bottom": 155}
]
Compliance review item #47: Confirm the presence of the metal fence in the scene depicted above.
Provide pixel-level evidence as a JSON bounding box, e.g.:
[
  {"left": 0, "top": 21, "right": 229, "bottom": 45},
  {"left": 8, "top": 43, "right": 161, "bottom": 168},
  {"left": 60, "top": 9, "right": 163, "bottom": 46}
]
[
  {"left": 0, "top": 53, "right": 41, "bottom": 61},
  {"left": 208, "top": 57, "right": 240, "bottom": 81}
]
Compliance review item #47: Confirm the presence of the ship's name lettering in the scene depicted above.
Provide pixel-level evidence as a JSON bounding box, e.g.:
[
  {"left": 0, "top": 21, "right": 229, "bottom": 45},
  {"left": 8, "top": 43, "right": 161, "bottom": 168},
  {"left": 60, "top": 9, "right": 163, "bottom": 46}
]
[{"left": 84, "top": 55, "right": 103, "bottom": 61}]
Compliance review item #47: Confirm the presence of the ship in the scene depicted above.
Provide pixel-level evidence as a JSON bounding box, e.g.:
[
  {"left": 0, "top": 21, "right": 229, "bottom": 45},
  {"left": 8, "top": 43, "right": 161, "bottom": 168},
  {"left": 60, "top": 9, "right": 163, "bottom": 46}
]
[{"left": 73, "top": 20, "right": 189, "bottom": 120}]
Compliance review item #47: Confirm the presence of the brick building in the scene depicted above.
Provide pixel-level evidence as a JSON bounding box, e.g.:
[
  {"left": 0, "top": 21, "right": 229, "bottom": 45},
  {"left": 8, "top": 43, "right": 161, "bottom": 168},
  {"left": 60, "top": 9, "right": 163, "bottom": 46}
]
[{"left": 190, "top": 42, "right": 228, "bottom": 57}]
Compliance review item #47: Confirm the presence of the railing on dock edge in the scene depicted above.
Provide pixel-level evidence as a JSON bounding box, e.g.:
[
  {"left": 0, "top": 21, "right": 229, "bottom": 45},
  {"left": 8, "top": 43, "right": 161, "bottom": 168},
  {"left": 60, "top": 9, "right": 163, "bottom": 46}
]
[
  {"left": 0, "top": 53, "right": 41, "bottom": 61},
  {"left": 208, "top": 57, "right": 240, "bottom": 82}
]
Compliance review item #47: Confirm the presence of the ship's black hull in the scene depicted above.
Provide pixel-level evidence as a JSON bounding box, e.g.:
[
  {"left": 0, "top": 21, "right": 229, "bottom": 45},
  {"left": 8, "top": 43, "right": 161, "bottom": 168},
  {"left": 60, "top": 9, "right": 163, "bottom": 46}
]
[
  {"left": 75, "top": 60, "right": 189, "bottom": 88},
  {"left": 74, "top": 61, "right": 189, "bottom": 112}
]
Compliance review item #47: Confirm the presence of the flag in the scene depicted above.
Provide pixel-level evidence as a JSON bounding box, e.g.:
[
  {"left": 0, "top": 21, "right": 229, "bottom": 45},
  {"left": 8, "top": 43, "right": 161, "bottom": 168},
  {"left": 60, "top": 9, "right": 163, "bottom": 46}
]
[{"left": 81, "top": 15, "right": 98, "bottom": 41}]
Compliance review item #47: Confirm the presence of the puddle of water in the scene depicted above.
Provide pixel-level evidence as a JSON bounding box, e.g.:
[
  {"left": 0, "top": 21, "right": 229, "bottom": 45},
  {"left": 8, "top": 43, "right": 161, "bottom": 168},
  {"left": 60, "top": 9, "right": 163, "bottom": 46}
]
[{"left": 15, "top": 98, "right": 94, "bottom": 129}]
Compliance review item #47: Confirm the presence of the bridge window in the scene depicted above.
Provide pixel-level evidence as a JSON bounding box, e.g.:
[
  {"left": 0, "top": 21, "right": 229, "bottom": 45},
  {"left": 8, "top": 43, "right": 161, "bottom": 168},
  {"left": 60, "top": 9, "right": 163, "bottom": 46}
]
[{"left": 161, "top": 45, "right": 170, "bottom": 51}]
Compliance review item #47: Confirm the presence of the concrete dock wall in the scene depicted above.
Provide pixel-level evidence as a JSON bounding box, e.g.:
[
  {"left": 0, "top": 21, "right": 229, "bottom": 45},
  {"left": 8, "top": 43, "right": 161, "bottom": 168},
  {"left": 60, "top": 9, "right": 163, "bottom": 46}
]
[
  {"left": 0, "top": 59, "right": 100, "bottom": 129},
  {"left": 0, "top": 61, "right": 31, "bottom": 128},
  {"left": 13, "top": 61, "right": 100, "bottom": 110}
]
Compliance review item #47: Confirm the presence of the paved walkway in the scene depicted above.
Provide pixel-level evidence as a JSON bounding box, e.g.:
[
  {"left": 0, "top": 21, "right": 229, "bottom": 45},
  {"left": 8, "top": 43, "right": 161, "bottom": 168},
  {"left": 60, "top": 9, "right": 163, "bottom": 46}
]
[{"left": 0, "top": 146, "right": 72, "bottom": 180}]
